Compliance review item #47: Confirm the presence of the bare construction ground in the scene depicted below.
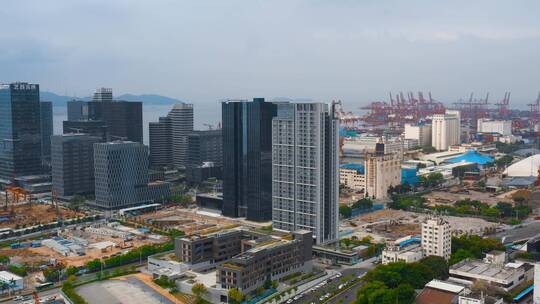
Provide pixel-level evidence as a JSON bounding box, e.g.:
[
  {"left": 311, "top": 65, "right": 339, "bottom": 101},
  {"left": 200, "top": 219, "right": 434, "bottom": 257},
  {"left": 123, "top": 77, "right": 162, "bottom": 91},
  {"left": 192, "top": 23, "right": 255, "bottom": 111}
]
[
  {"left": 423, "top": 190, "right": 513, "bottom": 207},
  {"left": 342, "top": 209, "right": 500, "bottom": 242},
  {"left": 0, "top": 204, "right": 83, "bottom": 228}
]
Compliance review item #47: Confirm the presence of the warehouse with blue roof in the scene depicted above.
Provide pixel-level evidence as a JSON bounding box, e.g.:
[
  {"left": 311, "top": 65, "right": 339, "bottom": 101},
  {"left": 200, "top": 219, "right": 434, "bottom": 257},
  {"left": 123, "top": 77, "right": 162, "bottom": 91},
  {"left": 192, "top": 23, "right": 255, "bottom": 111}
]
[{"left": 445, "top": 150, "right": 494, "bottom": 166}]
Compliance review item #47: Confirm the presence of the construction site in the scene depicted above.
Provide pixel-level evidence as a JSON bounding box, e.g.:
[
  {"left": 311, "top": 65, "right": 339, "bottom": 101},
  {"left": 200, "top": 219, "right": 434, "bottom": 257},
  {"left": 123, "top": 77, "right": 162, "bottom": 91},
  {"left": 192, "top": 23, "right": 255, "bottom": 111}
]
[
  {"left": 0, "top": 186, "right": 85, "bottom": 230},
  {"left": 341, "top": 209, "right": 500, "bottom": 242},
  {"left": 1, "top": 220, "right": 167, "bottom": 267}
]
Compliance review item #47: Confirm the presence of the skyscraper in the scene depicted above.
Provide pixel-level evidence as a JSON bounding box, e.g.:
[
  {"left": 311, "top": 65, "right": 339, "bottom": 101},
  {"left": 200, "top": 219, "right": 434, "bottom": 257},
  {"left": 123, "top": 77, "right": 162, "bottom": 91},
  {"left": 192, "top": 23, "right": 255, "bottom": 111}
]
[
  {"left": 271, "top": 102, "right": 339, "bottom": 244},
  {"left": 51, "top": 134, "right": 101, "bottom": 197},
  {"left": 187, "top": 130, "right": 222, "bottom": 167},
  {"left": 40, "top": 101, "right": 53, "bottom": 164},
  {"left": 169, "top": 104, "right": 194, "bottom": 168},
  {"left": 93, "top": 141, "right": 170, "bottom": 210},
  {"left": 66, "top": 88, "right": 143, "bottom": 143},
  {"left": 92, "top": 87, "right": 113, "bottom": 102},
  {"left": 222, "top": 98, "right": 277, "bottom": 221},
  {"left": 0, "top": 82, "right": 42, "bottom": 183},
  {"left": 149, "top": 116, "right": 172, "bottom": 168},
  {"left": 148, "top": 103, "right": 193, "bottom": 168}
]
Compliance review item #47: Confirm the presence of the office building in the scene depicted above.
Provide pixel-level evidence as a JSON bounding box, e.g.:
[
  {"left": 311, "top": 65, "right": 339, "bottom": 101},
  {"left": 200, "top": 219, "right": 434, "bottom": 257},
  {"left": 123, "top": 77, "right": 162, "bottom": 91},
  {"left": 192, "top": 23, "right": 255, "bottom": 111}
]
[
  {"left": 0, "top": 82, "right": 42, "bottom": 183},
  {"left": 67, "top": 100, "right": 84, "bottom": 121},
  {"left": 92, "top": 87, "right": 113, "bottom": 102},
  {"left": 149, "top": 116, "right": 172, "bottom": 168},
  {"left": 222, "top": 98, "right": 277, "bottom": 221},
  {"left": 364, "top": 153, "right": 401, "bottom": 200},
  {"left": 148, "top": 103, "right": 194, "bottom": 168},
  {"left": 40, "top": 101, "right": 53, "bottom": 164},
  {"left": 51, "top": 134, "right": 101, "bottom": 197},
  {"left": 272, "top": 102, "right": 339, "bottom": 244},
  {"left": 421, "top": 217, "right": 451, "bottom": 260},
  {"left": 217, "top": 230, "right": 312, "bottom": 295},
  {"left": 66, "top": 88, "right": 143, "bottom": 143},
  {"left": 175, "top": 229, "right": 243, "bottom": 264},
  {"left": 477, "top": 118, "right": 512, "bottom": 136},
  {"left": 187, "top": 130, "right": 222, "bottom": 167},
  {"left": 432, "top": 110, "right": 461, "bottom": 151},
  {"left": 93, "top": 141, "right": 170, "bottom": 210},
  {"left": 63, "top": 120, "right": 109, "bottom": 142},
  {"left": 404, "top": 123, "right": 432, "bottom": 147}
]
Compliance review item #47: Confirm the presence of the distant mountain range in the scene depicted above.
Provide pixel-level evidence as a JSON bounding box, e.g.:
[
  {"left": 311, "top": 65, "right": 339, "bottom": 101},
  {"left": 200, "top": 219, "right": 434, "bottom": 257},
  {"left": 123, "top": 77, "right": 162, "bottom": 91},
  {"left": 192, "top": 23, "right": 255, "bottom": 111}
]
[{"left": 41, "top": 91, "right": 182, "bottom": 106}]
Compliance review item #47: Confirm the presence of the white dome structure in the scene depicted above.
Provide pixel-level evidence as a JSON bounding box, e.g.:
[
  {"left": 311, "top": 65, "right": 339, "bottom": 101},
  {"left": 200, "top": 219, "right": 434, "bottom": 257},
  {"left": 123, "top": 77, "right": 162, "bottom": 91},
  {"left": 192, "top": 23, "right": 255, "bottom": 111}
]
[{"left": 503, "top": 154, "right": 540, "bottom": 177}]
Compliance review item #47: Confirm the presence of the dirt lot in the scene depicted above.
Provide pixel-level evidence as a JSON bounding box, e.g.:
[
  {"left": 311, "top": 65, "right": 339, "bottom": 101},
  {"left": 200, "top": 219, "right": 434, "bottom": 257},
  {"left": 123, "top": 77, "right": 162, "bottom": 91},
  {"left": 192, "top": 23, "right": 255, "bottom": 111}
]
[
  {"left": 342, "top": 209, "right": 500, "bottom": 242},
  {"left": 0, "top": 247, "right": 52, "bottom": 266},
  {"left": 0, "top": 204, "right": 83, "bottom": 228},
  {"left": 423, "top": 190, "right": 513, "bottom": 207}
]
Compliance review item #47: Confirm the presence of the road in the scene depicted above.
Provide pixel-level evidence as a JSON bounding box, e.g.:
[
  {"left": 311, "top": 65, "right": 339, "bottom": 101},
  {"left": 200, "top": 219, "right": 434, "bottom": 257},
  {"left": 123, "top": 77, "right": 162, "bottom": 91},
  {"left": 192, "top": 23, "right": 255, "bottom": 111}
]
[
  {"left": 494, "top": 220, "right": 540, "bottom": 244},
  {"left": 293, "top": 260, "right": 375, "bottom": 304},
  {"left": 2, "top": 287, "right": 60, "bottom": 304}
]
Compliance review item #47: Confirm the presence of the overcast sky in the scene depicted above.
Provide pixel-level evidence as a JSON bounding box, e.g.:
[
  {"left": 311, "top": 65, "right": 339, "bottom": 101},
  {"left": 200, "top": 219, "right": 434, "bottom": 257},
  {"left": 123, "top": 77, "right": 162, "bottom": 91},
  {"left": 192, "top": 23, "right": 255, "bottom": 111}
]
[{"left": 1, "top": 0, "right": 540, "bottom": 109}]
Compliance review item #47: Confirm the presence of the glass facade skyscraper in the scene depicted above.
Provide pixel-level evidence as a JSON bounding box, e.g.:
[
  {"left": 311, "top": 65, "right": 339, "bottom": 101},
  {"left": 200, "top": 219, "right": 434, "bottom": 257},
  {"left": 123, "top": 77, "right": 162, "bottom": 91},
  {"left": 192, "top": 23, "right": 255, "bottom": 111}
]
[
  {"left": 222, "top": 98, "right": 277, "bottom": 221},
  {"left": 0, "top": 83, "right": 43, "bottom": 183},
  {"left": 40, "top": 101, "right": 53, "bottom": 164}
]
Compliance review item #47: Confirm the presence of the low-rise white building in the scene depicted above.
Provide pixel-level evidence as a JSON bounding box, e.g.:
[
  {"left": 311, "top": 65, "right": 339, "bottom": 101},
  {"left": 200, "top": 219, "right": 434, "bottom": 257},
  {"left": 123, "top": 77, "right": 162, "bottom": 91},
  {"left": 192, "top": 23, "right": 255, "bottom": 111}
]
[
  {"left": 339, "top": 164, "right": 365, "bottom": 191},
  {"left": 449, "top": 259, "right": 533, "bottom": 292},
  {"left": 0, "top": 271, "right": 23, "bottom": 293},
  {"left": 382, "top": 236, "right": 423, "bottom": 264}
]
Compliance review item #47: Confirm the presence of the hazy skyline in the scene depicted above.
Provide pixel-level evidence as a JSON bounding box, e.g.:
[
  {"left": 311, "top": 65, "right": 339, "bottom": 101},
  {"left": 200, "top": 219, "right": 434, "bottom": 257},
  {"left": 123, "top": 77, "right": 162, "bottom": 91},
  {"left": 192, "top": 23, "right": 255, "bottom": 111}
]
[{"left": 2, "top": 0, "right": 540, "bottom": 109}]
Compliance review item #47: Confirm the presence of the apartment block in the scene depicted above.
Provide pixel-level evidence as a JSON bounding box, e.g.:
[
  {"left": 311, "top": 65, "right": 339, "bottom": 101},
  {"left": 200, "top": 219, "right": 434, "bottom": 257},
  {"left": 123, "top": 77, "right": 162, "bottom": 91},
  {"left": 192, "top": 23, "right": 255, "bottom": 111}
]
[
  {"left": 271, "top": 102, "right": 339, "bottom": 244},
  {"left": 421, "top": 217, "right": 451, "bottom": 260}
]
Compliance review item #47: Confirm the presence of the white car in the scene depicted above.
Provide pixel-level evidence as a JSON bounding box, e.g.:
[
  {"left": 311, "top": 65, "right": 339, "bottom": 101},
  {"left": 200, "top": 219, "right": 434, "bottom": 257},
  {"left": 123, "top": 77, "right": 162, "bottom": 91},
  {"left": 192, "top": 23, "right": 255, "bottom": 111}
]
[{"left": 338, "top": 284, "right": 345, "bottom": 289}]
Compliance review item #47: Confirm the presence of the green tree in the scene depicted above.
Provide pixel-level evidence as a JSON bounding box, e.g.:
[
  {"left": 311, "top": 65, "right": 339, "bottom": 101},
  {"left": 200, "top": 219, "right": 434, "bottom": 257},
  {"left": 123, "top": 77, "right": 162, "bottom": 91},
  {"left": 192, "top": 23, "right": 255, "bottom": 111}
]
[
  {"left": 192, "top": 283, "right": 208, "bottom": 303},
  {"left": 228, "top": 288, "right": 243, "bottom": 304},
  {"left": 352, "top": 198, "right": 373, "bottom": 210},
  {"left": 449, "top": 249, "right": 475, "bottom": 265},
  {"left": 339, "top": 205, "right": 352, "bottom": 218},
  {"left": 496, "top": 155, "right": 513, "bottom": 168},
  {"left": 66, "top": 266, "right": 79, "bottom": 276},
  {"left": 419, "top": 256, "right": 449, "bottom": 279},
  {"left": 395, "top": 283, "right": 415, "bottom": 303}
]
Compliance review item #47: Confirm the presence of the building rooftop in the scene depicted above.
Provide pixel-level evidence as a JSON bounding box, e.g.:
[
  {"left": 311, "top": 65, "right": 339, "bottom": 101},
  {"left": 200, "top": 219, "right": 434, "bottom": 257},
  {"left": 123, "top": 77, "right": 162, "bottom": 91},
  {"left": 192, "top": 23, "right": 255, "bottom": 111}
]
[
  {"left": 339, "top": 163, "right": 364, "bottom": 174},
  {"left": 445, "top": 150, "right": 494, "bottom": 165},
  {"left": 450, "top": 259, "right": 529, "bottom": 282},
  {"left": 0, "top": 271, "right": 22, "bottom": 281},
  {"left": 425, "top": 280, "right": 465, "bottom": 294}
]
